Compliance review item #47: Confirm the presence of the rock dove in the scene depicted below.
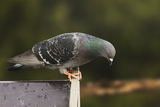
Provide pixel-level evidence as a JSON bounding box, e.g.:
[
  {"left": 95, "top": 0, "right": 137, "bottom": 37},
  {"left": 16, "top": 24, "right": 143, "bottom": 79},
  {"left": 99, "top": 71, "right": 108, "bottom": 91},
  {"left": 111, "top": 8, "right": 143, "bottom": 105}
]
[{"left": 7, "top": 32, "right": 116, "bottom": 81}]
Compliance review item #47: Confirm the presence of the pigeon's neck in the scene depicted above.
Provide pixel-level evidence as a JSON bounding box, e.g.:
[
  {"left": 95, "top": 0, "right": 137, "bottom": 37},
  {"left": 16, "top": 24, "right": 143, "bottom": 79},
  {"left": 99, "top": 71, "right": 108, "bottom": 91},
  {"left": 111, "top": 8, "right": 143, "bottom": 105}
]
[{"left": 86, "top": 38, "right": 104, "bottom": 56}]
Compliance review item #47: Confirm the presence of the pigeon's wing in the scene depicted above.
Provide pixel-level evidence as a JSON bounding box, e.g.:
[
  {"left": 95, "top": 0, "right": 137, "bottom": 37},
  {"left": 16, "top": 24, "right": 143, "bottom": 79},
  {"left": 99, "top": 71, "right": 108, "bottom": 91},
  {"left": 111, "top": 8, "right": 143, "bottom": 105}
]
[{"left": 32, "top": 34, "right": 79, "bottom": 65}]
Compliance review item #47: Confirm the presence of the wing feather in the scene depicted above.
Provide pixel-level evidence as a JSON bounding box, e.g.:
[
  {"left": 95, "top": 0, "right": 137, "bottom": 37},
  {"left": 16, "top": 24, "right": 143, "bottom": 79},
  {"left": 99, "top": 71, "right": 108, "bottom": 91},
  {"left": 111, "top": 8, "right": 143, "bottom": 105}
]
[{"left": 32, "top": 33, "right": 79, "bottom": 65}]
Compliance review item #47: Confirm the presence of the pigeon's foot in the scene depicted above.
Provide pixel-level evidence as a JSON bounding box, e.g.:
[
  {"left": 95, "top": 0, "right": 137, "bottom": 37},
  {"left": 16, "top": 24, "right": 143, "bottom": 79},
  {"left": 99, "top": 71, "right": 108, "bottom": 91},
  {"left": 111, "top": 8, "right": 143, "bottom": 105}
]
[
  {"left": 69, "top": 68, "right": 73, "bottom": 73},
  {"left": 73, "top": 71, "right": 82, "bottom": 80},
  {"left": 64, "top": 71, "right": 82, "bottom": 82}
]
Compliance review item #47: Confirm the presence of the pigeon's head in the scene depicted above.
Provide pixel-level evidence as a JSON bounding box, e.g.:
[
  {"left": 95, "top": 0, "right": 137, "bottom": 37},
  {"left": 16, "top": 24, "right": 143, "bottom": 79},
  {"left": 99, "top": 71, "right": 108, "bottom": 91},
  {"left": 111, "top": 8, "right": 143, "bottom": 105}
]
[{"left": 102, "top": 40, "right": 116, "bottom": 66}]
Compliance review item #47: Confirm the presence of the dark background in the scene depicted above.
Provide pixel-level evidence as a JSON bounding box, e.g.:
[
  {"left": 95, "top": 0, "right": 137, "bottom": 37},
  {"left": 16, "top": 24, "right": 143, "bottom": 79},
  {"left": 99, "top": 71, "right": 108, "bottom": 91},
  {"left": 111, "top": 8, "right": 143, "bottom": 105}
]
[{"left": 0, "top": 0, "right": 160, "bottom": 107}]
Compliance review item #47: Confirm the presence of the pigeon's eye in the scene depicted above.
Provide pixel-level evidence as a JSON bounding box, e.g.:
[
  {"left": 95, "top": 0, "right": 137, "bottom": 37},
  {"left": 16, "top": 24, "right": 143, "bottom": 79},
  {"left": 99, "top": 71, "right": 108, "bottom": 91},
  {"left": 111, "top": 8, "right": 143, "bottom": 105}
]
[{"left": 106, "top": 51, "right": 109, "bottom": 55}]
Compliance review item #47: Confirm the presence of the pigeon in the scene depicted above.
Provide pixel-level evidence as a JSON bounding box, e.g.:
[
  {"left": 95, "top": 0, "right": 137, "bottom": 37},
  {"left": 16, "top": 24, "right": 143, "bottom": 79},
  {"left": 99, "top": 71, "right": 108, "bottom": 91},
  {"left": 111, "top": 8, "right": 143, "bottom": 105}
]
[{"left": 7, "top": 32, "right": 116, "bottom": 81}]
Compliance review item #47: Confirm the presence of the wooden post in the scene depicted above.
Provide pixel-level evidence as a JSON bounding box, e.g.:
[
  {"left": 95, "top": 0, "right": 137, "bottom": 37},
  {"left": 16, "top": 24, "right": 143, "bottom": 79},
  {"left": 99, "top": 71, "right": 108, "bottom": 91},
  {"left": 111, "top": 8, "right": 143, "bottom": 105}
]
[{"left": 69, "top": 68, "right": 80, "bottom": 107}]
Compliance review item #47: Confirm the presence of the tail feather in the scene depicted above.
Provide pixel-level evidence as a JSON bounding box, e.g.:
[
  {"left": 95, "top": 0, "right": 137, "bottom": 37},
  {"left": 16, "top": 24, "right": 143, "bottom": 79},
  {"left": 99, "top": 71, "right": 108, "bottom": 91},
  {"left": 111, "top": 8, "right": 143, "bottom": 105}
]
[
  {"left": 7, "top": 50, "right": 41, "bottom": 66},
  {"left": 7, "top": 64, "right": 24, "bottom": 71}
]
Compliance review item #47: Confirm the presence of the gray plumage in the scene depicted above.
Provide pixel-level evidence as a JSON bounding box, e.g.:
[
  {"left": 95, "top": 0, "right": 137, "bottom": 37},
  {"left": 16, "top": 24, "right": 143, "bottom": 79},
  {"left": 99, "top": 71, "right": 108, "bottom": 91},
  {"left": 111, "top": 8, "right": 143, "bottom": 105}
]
[{"left": 7, "top": 32, "right": 116, "bottom": 75}]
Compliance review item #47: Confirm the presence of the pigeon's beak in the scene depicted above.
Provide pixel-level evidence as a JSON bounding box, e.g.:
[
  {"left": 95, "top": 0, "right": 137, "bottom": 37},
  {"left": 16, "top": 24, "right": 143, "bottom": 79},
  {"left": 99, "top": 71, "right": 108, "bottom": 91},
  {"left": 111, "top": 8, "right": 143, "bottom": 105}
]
[{"left": 108, "top": 58, "right": 113, "bottom": 66}]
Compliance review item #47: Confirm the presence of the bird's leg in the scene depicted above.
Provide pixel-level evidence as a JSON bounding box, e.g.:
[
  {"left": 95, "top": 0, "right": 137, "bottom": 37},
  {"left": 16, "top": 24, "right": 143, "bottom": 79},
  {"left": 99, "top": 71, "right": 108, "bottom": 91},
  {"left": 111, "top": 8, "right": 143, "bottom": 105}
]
[
  {"left": 79, "top": 71, "right": 82, "bottom": 80},
  {"left": 69, "top": 68, "right": 73, "bottom": 73},
  {"left": 64, "top": 71, "right": 79, "bottom": 82},
  {"left": 64, "top": 67, "right": 82, "bottom": 81},
  {"left": 72, "top": 72, "right": 82, "bottom": 80},
  {"left": 66, "top": 68, "right": 73, "bottom": 73},
  {"left": 73, "top": 67, "right": 82, "bottom": 80}
]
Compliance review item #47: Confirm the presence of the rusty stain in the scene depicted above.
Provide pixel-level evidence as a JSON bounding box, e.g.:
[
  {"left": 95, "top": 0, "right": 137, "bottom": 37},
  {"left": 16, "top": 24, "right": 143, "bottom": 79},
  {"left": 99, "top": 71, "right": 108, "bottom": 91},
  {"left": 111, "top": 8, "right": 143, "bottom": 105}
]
[
  {"left": 4, "top": 95, "right": 6, "bottom": 100},
  {"left": 12, "top": 87, "right": 16, "bottom": 89},
  {"left": 65, "top": 97, "right": 69, "bottom": 102},
  {"left": 37, "top": 95, "right": 43, "bottom": 99},
  {"left": 3, "top": 83, "right": 9, "bottom": 87},
  {"left": 25, "top": 90, "right": 36, "bottom": 93},
  {"left": 28, "top": 103, "right": 31, "bottom": 105},
  {"left": 19, "top": 83, "right": 24, "bottom": 86},
  {"left": 44, "top": 94, "right": 47, "bottom": 99},
  {"left": 27, "top": 83, "right": 29, "bottom": 87},
  {"left": 46, "top": 83, "right": 48, "bottom": 86}
]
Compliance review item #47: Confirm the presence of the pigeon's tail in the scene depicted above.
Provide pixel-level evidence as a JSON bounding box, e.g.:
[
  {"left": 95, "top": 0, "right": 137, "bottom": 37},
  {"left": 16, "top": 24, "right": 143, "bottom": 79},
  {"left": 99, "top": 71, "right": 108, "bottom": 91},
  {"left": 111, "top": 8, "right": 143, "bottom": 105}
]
[
  {"left": 7, "top": 64, "right": 33, "bottom": 71},
  {"left": 7, "top": 64, "right": 24, "bottom": 71},
  {"left": 7, "top": 50, "right": 42, "bottom": 66}
]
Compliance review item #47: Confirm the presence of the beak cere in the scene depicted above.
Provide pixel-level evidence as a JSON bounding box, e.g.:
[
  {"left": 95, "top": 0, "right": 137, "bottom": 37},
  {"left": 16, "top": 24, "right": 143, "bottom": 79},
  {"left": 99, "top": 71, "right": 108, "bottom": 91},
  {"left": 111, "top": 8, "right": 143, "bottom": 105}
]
[{"left": 109, "top": 58, "right": 113, "bottom": 66}]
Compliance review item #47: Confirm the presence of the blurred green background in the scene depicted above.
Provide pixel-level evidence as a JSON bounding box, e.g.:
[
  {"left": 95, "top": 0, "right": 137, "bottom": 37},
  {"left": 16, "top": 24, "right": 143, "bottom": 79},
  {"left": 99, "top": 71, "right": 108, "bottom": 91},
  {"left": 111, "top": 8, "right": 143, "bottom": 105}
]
[{"left": 0, "top": 0, "right": 160, "bottom": 107}]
